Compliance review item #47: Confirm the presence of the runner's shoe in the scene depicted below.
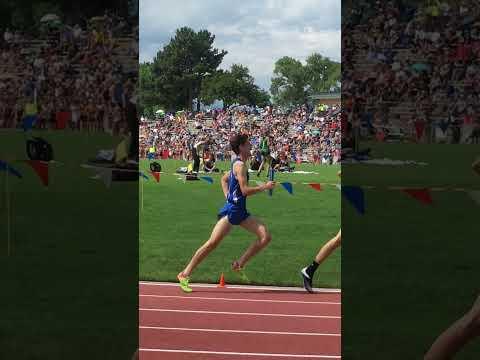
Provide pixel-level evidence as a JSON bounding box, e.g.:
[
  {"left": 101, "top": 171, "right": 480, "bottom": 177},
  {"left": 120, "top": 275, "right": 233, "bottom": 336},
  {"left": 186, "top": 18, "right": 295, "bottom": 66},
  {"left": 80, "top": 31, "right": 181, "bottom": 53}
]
[
  {"left": 301, "top": 267, "right": 314, "bottom": 293},
  {"left": 232, "top": 261, "right": 250, "bottom": 282},
  {"left": 177, "top": 272, "right": 193, "bottom": 293}
]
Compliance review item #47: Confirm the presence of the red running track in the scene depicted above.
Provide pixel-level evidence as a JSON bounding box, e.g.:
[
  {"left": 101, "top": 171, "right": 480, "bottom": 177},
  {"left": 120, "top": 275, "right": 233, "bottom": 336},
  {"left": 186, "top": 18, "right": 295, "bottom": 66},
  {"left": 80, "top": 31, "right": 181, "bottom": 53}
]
[{"left": 139, "top": 282, "right": 341, "bottom": 359}]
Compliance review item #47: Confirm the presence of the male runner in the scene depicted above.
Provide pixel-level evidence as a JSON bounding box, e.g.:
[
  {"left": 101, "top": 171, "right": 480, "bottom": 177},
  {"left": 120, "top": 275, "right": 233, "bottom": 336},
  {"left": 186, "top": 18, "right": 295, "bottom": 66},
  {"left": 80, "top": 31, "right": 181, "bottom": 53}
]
[
  {"left": 423, "top": 159, "right": 480, "bottom": 357},
  {"left": 177, "top": 133, "right": 276, "bottom": 293},
  {"left": 301, "top": 229, "right": 341, "bottom": 293},
  {"left": 301, "top": 170, "right": 341, "bottom": 293},
  {"left": 424, "top": 294, "right": 480, "bottom": 359}
]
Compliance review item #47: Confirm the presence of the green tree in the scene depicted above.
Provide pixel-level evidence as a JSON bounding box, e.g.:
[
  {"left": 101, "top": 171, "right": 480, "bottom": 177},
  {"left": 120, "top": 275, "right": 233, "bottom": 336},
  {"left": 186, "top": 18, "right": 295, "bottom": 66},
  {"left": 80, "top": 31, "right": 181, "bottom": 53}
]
[
  {"left": 229, "top": 64, "right": 257, "bottom": 106},
  {"left": 305, "top": 53, "right": 341, "bottom": 93},
  {"left": 270, "top": 56, "right": 308, "bottom": 107},
  {"left": 253, "top": 88, "right": 271, "bottom": 108},
  {"left": 200, "top": 70, "right": 237, "bottom": 109},
  {"left": 152, "top": 27, "right": 227, "bottom": 111},
  {"left": 270, "top": 54, "right": 340, "bottom": 107},
  {"left": 200, "top": 64, "right": 271, "bottom": 109},
  {"left": 230, "top": 64, "right": 254, "bottom": 84},
  {"left": 230, "top": 64, "right": 270, "bottom": 106},
  {"left": 139, "top": 62, "right": 164, "bottom": 117}
]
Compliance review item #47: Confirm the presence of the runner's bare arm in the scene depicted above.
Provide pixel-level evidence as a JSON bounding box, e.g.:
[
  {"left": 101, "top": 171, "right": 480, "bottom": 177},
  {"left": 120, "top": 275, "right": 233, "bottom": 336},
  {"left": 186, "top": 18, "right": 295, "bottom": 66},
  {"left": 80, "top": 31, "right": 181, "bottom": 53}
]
[
  {"left": 235, "top": 161, "right": 274, "bottom": 197},
  {"left": 221, "top": 171, "right": 230, "bottom": 198}
]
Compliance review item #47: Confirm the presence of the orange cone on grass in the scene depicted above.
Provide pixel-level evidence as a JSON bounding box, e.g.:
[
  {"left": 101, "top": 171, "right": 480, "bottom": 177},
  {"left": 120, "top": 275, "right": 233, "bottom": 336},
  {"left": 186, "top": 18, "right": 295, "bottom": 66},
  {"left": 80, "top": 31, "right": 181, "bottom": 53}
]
[{"left": 217, "top": 273, "right": 226, "bottom": 287}]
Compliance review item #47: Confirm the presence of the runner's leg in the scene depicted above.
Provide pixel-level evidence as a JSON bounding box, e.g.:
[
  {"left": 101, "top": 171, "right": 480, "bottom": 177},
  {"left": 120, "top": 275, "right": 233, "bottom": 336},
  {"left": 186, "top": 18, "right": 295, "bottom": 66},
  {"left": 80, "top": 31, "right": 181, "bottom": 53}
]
[
  {"left": 235, "top": 216, "right": 272, "bottom": 268},
  {"left": 424, "top": 294, "right": 480, "bottom": 359},
  {"left": 180, "top": 216, "right": 232, "bottom": 277},
  {"left": 315, "top": 229, "right": 341, "bottom": 265}
]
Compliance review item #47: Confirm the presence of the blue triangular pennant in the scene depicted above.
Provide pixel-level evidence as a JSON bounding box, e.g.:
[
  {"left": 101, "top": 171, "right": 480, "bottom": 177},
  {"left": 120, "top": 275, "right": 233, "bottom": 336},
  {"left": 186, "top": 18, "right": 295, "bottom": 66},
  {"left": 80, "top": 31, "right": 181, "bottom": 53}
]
[
  {"left": 342, "top": 186, "right": 365, "bottom": 214},
  {"left": 200, "top": 176, "right": 214, "bottom": 184},
  {"left": 139, "top": 171, "right": 149, "bottom": 180},
  {"left": 281, "top": 182, "right": 293, "bottom": 195},
  {"left": 0, "top": 160, "right": 23, "bottom": 178}
]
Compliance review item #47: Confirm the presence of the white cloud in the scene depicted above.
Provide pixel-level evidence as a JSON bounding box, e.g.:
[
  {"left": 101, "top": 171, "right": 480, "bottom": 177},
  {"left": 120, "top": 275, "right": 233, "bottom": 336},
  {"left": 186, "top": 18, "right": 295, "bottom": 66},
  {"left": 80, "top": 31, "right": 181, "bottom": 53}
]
[{"left": 140, "top": 0, "right": 341, "bottom": 90}]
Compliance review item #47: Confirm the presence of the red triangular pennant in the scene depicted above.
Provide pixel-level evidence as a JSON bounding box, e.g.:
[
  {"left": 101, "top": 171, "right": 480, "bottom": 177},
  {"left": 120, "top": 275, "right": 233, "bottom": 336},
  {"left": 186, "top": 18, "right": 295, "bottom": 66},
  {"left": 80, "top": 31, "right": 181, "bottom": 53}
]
[
  {"left": 308, "top": 183, "right": 322, "bottom": 191},
  {"left": 150, "top": 171, "right": 160, "bottom": 183},
  {"left": 402, "top": 188, "right": 432, "bottom": 205},
  {"left": 26, "top": 160, "right": 49, "bottom": 186}
]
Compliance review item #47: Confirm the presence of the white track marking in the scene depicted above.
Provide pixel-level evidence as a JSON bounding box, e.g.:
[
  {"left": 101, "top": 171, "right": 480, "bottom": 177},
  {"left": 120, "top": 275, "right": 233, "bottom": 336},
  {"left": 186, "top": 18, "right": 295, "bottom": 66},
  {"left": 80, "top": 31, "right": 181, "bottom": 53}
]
[
  {"left": 139, "top": 281, "right": 341, "bottom": 293},
  {"left": 139, "top": 349, "right": 340, "bottom": 358},
  {"left": 139, "top": 294, "right": 340, "bottom": 305},
  {"left": 139, "top": 308, "right": 340, "bottom": 319},
  {"left": 140, "top": 325, "right": 340, "bottom": 337}
]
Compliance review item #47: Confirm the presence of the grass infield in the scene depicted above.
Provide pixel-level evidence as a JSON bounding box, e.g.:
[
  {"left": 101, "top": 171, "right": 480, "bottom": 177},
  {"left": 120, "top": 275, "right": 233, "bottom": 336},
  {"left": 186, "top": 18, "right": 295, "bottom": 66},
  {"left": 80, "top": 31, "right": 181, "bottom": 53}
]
[
  {"left": 140, "top": 159, "right": 341, "bottom": 288},
  {"left": 342, "top": 142, "right": 479, "bottom": 360},
  {"left": 0, "top": 130, "right": 137, "bottom": 359}
]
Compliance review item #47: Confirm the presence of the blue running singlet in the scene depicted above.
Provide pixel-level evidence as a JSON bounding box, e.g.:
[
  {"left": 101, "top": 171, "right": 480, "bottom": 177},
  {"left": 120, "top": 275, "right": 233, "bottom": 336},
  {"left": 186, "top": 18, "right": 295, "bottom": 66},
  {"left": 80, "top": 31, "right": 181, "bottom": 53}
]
[{"left": 218, "top": 158, "right": 250, "bottom": 225}]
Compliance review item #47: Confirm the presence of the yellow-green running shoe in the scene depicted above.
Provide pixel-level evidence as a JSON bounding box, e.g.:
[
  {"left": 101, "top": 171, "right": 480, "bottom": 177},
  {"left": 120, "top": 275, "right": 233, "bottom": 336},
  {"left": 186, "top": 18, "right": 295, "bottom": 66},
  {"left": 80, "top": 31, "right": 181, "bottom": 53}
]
[
  {"left": 177, "top": 274, "right": 192, "bottom": 293},
  {"left": 232, "top": 261, "right": 250, "bottom": 283}
]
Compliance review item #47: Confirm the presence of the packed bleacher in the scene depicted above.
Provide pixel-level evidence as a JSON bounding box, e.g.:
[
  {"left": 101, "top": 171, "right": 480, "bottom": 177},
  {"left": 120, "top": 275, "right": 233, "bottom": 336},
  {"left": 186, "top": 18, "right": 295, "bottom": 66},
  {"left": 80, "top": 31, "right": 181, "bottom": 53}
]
[
  {"left": 0, "top": 10, "right": 138, "bottom": 133},
  {"left": 140, "top": 103, "right": 341, "bottom": 165},
  {"left": 343, "top": 0, "right": 480, "bottom": 144}
]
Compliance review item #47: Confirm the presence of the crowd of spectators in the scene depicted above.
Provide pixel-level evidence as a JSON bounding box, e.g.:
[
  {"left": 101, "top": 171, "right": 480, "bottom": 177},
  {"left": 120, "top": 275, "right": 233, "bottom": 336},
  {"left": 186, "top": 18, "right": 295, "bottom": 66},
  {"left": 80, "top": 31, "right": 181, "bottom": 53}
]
[
  {"left": 0, "top": 10, "right": 138, "bottom": 135},
  {"left": 343, "top": 0, "right": 480, "bottom": 144},
  {"left": 140, "top": 103, "right": 341, "bottom": 165}
]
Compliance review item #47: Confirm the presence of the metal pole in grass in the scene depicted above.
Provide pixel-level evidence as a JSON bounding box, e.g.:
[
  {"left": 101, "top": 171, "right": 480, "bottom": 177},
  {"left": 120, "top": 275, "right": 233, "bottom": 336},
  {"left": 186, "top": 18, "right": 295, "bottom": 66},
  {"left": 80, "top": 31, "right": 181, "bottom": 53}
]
[
  {"left": 141, "top": 175, "right": 144, "bottom": 212},
  {"left": 0, "top": 167, "right": 4, "bottom": 213},
  {"left": 6, "top": 166, "right": 10, "bottom": 256},
  {"left": 268, "top": 166, "right": 274, "bottom": 197}
]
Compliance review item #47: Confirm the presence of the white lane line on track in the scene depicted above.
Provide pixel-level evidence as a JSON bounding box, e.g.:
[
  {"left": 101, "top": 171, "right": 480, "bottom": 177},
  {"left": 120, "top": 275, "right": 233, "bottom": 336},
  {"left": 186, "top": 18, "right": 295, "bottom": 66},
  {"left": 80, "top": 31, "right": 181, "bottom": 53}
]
[
  {"left": 139, "top": 294, "right": 341, "bottom": 305},
  {"left": 139, "top": 281, "right": 341, "bottom": 293},
  {"left": 139, "top": 349, "right": 341, "bottom": 358},
  {"left": 139, "top": 308, "right": 341, "bottom": 319},
  {"left": 140, "top": 325, "right": 341, "bottom": 337}
]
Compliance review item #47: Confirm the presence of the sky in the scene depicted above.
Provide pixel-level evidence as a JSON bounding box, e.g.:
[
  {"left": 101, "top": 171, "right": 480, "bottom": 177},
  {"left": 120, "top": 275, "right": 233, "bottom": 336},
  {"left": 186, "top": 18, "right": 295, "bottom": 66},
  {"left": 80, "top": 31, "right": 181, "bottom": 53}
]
[{"left": 140, "top": 0, "right": 341, "bottom": 91}]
